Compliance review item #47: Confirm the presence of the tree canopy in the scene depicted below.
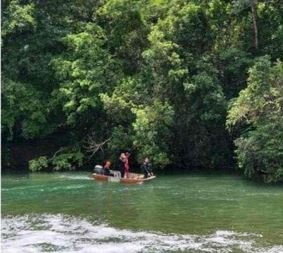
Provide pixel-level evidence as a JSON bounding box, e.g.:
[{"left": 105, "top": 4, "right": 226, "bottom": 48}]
[{"left": 2, "top": 0, "right": 283, "bottom": 182}]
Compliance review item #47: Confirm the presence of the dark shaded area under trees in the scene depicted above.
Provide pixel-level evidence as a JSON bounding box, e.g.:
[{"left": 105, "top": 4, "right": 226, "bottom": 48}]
[{"left": 2, "top": 0, "right": 283, "bottom": 183}]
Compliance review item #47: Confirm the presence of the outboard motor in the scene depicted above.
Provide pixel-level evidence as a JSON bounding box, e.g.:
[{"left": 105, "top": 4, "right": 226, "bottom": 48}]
[{"left": 94, "top": 165, "right": 103, "bottom": 174}]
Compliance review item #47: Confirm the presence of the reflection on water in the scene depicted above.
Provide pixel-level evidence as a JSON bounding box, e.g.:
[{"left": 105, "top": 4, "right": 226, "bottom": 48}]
[{"left": 2, "top": 214, "right": 283, "bottom": 253}]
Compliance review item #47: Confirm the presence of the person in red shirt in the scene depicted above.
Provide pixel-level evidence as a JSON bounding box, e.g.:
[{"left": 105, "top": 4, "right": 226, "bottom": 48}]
[
  {"left": 118, "top": 152, "right": 131, "bottom": 178},
  {"left": 118, "top": 153, "right": 126, "bottom": 178},
  {"left": 124, "top": 152, "right": 130, "bottom": 178}
]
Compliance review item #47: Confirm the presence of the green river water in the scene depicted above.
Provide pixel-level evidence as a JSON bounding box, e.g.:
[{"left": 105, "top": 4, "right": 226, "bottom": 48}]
[{"left": 1, "top": 172, "right": 283, "bottom": 252}]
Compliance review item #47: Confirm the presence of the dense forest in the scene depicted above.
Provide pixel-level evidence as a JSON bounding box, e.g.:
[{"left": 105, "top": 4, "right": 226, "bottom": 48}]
[{"left": 2, "top": 0, "right": 283, "bottom": 183}]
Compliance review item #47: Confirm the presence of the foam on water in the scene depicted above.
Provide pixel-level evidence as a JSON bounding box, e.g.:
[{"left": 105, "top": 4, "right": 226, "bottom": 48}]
[{"left": 2, "top": 214, "right": 283, "bottom": 253}]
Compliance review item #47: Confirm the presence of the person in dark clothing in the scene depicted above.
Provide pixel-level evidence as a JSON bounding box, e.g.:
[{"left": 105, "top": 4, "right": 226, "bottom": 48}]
[
  {"left": 102, "top": 160, "right": 114, "bottom": 176},
  {"left": 141, "top": 157, "right": 153, "bottom": 178}
]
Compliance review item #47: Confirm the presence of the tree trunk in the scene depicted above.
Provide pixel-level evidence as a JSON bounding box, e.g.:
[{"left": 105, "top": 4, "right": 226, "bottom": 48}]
[{"left": 251, "top": 0, "right": 258, "bottom": 50}]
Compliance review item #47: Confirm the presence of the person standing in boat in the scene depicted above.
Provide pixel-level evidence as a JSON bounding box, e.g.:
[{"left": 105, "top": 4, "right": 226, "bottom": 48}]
[
  {"left": 124, "top": 152, "right": 131, "bottom": 178},
  {"left": 141, "top": 157, "right": 153, "bottom": 178},
  {"left": 118, "top": 153, "right": 126, "bottom": 178}
]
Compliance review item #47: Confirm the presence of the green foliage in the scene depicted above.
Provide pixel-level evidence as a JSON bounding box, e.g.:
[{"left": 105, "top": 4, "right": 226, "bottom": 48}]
[
  {"left": 217, "top": 48, "right": 252, "bottom": 99},
  {"left": 227, "top": 56, "right": 282, "bottom": 126},
  {"left": 2, "top": 0, "right": 35, "bottom": 37},
  {"left": 132, "top": 101, "right": 174, "bottom": 167},
  {"left": 107, "top": 126, "right": 133, "bottom": 155},
  {"left": 100, "top": 77, "right": 138, "bottom": 125},
  {"left": 227, "top": 57, "right": 283, "bottom": 182},
  {"left": 51, "top": 150, "right": 84, "bottom": 171},
  {"left": 185, "top": 57, "right": 226, "bottom": 122},
  {"left": 2, "top": 0, "right": 283, "bottom": 182},
  {"left": 51, "top": 23, "right": 117, "bottom": 125},
  {"left": 142, "top": 5, "right": 229, "bottom": 168},
  {"left": 28, "top": 148, "right": 84, "bottom": 172},
  {"left": 97, "top": 0, "right": 148, "bottom": 74},
  {"left": 29, "top": 156, "right": 49, "bottom": 172},
  {"left": 2, "top": 78, "right": 50, "bottom": 139},
  {"left": 235, "top": 119, "right": 283, "bottom": 183}
]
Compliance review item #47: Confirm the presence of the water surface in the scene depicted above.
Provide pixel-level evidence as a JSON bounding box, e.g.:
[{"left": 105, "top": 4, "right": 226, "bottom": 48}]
[{"left": 2, "top": 172, "right": 283, "bottom": 252}]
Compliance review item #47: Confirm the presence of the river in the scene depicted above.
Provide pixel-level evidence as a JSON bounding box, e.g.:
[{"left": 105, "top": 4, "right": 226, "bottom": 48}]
[{"left": 1, "top": 172, "right": 283, "bottom": 252}]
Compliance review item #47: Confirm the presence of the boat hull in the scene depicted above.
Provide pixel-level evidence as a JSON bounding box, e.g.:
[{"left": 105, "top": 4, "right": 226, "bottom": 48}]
[{"left": 92, "top": 171, "right": 156, "bottom": 184}]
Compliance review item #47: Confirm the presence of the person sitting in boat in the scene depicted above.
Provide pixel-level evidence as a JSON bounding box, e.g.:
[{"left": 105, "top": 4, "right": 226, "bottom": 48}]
[
  {"left": 102, "top": 160, "right": 114, "bottom": 176},
  {"left": 141, "top": 157, "right": 153, "bottom": 178}
]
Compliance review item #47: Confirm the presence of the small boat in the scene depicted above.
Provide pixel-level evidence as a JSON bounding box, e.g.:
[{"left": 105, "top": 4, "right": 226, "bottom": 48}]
[{"left": 92, "top": 170, "right": 156, "bottom": 184}]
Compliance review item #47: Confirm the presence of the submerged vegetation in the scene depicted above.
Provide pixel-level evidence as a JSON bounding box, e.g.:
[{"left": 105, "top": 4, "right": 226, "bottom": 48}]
[{"left": 2, "top": 0, "right": 283, "bottom": 182}]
